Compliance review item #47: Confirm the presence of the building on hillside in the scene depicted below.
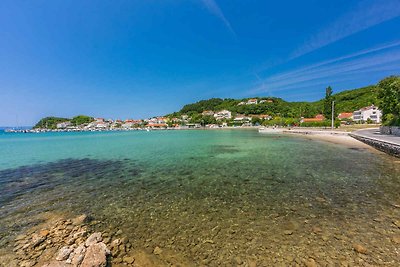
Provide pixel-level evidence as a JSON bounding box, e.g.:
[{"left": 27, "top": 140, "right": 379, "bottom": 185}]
[
  {"left": 246, "top": 99, "right": 258, "bottom": 105},
  {"left": 337, "top": 112, "right": 353, "bottom": 120},
  {"left": 94, "top": 118, "right": 105, "bottom": 123},
  {"left": 237, "top": 101, "right": 245, "bottom": 106},
  {"left": 259, "top": 99, "right": 273, "bottom": 104},
  {"left": 147, "top": 123, "right": 168, "bottom": 128},
  {"left": 148, "top": 117, "right": 167, "bottom": 124},
  {"left": 95, "top": 122, "right": 108, "bottom": 129},
  {"left": 202, "top": 110, "right": 214, "bottom": 116},
  {"left": 56, "top": 121, "right": 72, "bottom": 129},
  {"left": 233, "top": 114, "right": 251, "bottom": 123},
  {"left": 214, "top": 110, "right": 232, "bottom": 120},
  {"left": 122, "top": 122, "right": 134, "bottom": 128},
  {"left": 251, "top": 114, "right": 272, "bottom": 120},
  {"left": 301, "top": 114, "right": 325, "bottom": 123},
  {"left": 353, "top": 105, "right": 382, "bottom": 123}
]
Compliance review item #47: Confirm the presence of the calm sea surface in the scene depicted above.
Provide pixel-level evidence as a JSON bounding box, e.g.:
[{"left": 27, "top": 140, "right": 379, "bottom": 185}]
[{"left": 0, "top": 129, "right": 399, "bottom": 265}]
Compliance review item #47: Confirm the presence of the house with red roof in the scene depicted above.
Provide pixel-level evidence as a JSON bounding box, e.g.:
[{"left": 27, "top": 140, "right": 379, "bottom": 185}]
[
  {"left": 338, "top": 112, "right": 353, "bottom": 120},
  {"left": 301, "top": 114, "right": 325, "bottom": 123}
]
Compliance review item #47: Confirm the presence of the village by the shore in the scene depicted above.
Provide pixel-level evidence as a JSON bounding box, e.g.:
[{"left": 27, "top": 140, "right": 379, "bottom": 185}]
[{"left": 6, "top": 99, "right": 382, "bottom": 133}]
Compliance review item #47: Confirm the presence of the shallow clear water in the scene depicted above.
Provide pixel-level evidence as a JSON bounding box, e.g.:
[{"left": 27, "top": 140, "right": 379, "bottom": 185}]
[{"left": 0, "top": 129, "right": 399, "bottom": 265}]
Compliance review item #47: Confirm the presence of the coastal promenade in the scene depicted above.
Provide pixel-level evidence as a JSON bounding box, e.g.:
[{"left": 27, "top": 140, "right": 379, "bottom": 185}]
[{"left": 350, "top": 128, "right": 400, "bottom": 157}]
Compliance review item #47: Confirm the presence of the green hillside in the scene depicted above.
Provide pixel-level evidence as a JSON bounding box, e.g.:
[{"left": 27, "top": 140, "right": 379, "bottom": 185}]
[
  {"left": 33, "top": 117, "right": 70, "bottom": 129},
  {"left": 171, "top": 85, "right": 380, "bottom": 119},
  {"left": 33, "top": 115, "right": 93, "bottom": 129}
]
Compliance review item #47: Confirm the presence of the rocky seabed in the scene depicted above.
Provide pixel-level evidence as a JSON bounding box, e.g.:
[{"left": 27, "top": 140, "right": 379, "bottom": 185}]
[{"left": 3, "top": 214, "right": 167, "bottom": 267}]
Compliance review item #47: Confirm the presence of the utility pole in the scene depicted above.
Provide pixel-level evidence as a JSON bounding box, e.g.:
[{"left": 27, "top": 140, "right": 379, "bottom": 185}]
[{"left": 331, "top": 101, "right": 335, "bottom": 129}]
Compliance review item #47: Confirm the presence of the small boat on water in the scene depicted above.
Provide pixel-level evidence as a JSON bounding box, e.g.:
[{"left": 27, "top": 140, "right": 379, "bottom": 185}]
[{"left": 258, "top": 127, "right": 284, "bottom": 134}]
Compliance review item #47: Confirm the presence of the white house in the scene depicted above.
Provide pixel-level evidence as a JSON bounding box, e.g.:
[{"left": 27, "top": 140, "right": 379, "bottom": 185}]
[
  {"left": 122, "top": 122, "right": 134, "bottom": 128},
  {"left": 246, "top": 99, "right": 258, "bottom": 105},
  {"left": 214, "top": 110, "right": 232, "bottom": 120},
  {"left": 233, "top": 114, "right": 251, "bottom": 123},
  {"left": 202, "top": 110, "right": 214, "bottom": 116},
  {"left": 56, "top": 121, "right": 72, "bottom": 129},
  {"left": 95, "top": 122, "right": 109, "bottom": 129},
  {"left": 353, "top": 105, "right": 382, "bottom": 123}
]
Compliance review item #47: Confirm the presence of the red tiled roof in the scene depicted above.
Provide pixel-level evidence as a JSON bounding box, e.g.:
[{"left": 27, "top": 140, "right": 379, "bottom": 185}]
[{"left": 338, "top": 113, "right": 353, "bottom": 119}]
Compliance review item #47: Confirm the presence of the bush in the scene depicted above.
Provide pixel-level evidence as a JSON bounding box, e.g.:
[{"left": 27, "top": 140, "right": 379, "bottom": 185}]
[
  {"left": 378, "top": 76, "right": 400, "bottom": 126},
  {"left": 71, "top": 115, "right": 94, "bottom": 126},
  {"left": 300, "top": 120, "right": 340, "bottom": 128}
]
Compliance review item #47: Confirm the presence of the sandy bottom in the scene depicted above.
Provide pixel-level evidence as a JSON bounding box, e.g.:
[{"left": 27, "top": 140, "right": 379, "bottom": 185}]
[{"left": 288, "top": 133, "right": 382, "bottom": 152}]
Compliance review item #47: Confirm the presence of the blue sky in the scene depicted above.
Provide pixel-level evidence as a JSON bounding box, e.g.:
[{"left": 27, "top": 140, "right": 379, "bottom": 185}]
[{"left": 1, "top": 0, "right": 400, "bottom": 126}]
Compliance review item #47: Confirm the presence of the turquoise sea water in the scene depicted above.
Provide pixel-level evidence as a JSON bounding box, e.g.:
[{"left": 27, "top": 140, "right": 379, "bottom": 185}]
[{"left": 0, "top": 129, "right": 399, "bottom": 265}]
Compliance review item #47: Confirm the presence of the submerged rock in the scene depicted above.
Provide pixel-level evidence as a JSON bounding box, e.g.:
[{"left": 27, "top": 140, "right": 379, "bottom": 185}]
[
  {"left": 55, "top": 246, "right": 73, "bottom": 261},
  {"left": 283, "top": 230, "right": 293, "bottom": 235},
  {"left": 39, "top": 229, "right": 50, "bottom": 237},
  {"left": 123, "top": 256, "right": 135, "bottom": 264},
  {"left": 72, "top": 214, "right": 89, "bottom": 226},
  {"left": 42, "top": 261, "right": 70, "bottom": 267},
  {"left": 153, "top": 246, "right": 163, "bottom": 255},
  {"left": 304, "top": 258, "right": 317, "bottom": 267},
  {"left": 31, "top": 234, "right": 46, "bottom": 248},
  {"left": 352, "top": 243, "right": 368, "bottom": 254},
  {"left": 85, "top": 232, "right": 102, "bottom": 247},
  {"left": 392, "top": 235, "right": 400, "bottom": 244},
  {"left": 71, "top": 244, "right": 86, "bottom": 266},
  {"left": 19, "top": 260, "right": 36, "bottom": 267},
  {"left": 81, "top": 242, "right": 110, "bottom": 267}
]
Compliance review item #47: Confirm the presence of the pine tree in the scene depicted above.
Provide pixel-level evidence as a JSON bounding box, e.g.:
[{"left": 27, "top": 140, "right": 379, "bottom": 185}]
[{"left": 323, "top": 86, "right": 333, "bottom": 119}]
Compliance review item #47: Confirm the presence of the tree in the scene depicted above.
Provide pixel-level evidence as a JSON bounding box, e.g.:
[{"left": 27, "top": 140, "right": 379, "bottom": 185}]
[
  {"left": 323, "top": 86, "right": 333, "bottom": 119},
  {"left": 33, "top": 117, "right": 70, "bottom": 129},
  {"left": 202, "top": 115, "right": 217, "bottom": 125},
  {"left": 71, "top": 115, "right": 94, "bottom": 126},
  {"left": 377, "top": 76, "right": 400, "bottom": 126}
]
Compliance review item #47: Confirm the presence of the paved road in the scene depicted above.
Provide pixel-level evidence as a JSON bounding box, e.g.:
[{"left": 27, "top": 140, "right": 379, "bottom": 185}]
[{"left": 353, "top": 128, "right": 400, "bottom": 145}]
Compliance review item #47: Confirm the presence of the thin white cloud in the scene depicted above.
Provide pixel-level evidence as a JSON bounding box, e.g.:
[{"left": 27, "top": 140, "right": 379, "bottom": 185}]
[
  {"left": 201, "top": 0, "right": 237, "bottom": 37},
  {"left": 269, "top": 40, "right": 400, "bottom": 83},
  {"left": 292, "top": 0, "right": 400, "bottom": 59},
  {"left": 250, "top": 44, "right": 400, "bottom": 95}
]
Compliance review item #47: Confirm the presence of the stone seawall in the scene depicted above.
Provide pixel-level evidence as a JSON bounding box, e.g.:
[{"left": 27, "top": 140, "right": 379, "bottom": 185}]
[
  {"left": 350, "top": 134, "right": 400, "bottom": 158},
  {"left": 380, "top": 126, "right": 400, "bottom": 136}
]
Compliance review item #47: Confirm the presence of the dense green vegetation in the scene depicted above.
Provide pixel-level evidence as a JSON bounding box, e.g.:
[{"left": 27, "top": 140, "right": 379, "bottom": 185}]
[
  {"left": 34, "top": 117, "right": 70, "bottom": 129},
  {"left": 70, "top": 115, "right": 94, "bottom": 126},
  {"left": 170, "top": 84, "right": 380, "bottom": 120},
  {"left": 378, "top": 76, "right": 400, "bottom": 126},
  {"left": 319, "top": 85, "right": 380, "bottom": 114},
  {"left": 34, "top": 115, "right": 93, "bottom": 129}
]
